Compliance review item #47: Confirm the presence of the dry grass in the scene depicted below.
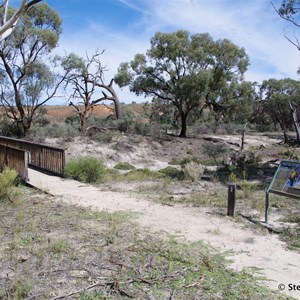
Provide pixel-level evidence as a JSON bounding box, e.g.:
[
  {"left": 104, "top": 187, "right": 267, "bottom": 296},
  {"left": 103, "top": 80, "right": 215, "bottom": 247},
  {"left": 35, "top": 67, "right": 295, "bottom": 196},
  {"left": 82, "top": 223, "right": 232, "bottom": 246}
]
[{"left": 0, "top": 187, "right": 290, "bottom": 300}]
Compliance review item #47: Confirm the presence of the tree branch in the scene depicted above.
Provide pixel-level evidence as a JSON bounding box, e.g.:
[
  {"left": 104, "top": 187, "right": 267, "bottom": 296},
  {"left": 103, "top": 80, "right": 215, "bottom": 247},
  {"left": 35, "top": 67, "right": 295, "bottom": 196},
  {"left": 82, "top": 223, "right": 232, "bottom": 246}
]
[{"left": 0, "top": 0, "right": 43, "bottom": 40}]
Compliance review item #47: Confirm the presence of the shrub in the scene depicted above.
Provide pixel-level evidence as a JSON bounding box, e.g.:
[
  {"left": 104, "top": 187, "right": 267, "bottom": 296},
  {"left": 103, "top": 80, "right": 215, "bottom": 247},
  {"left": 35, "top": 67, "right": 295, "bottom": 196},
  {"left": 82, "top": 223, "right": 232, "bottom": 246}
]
[
  {"left": 65, "top": 115, "right": 80, "bottom": 126},
  {"left": 183, "top": 162, "right": 204, "bottom": 182},
  {"left": 65, "top": 157, "right": 106, "bottom": 183},
  {"left": 30, "top": 123, "right": 79, "bottom": 142},
  {"left": 0, "top": 167, "right": 19, "bottom": 202},
  {"left": 202, "top": 143, "right": 229, "bottom": 165},
  {"left": 159, "top": 166, "right": 184, "bottom": 180},
  {"left": 123, "top": 168, "right": 164, "bottom": 181},
  {"left": 230, "top": 151, "right": 262, "bottom": 170},
  {"left": 279, "top": 148, "right": 299, "bottom": 160},
  {"left": 92, "top": 130, "right": 115, "bottom": 143},
  {"left": 114, "top": 162, "right": 136, "bottom": 170}
]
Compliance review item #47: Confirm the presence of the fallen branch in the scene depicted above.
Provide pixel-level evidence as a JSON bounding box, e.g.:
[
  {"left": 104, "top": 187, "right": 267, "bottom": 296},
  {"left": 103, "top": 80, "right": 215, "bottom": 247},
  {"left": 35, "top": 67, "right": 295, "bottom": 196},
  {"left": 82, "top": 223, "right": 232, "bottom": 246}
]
[
  {"left": 51, "top": 282, "right": 104, "bottom": 300},
  {"left": 183, "top": 274, "right": 205, "bottom": 288}
]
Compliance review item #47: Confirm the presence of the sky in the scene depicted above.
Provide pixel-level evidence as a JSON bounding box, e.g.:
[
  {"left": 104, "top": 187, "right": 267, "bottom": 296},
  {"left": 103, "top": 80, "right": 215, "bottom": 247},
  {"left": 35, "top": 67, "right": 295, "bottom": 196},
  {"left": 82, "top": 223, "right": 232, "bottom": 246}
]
[{"left": 14, "top": 0, "right": 300, "bottom": 103}]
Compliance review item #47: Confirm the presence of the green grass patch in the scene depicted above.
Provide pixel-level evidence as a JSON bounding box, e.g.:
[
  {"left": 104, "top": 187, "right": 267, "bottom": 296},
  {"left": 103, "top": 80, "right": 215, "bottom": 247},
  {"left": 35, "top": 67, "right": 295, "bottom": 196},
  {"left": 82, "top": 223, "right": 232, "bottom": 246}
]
[
  {"left": 169, "top": 157, "right": 202, "bottom": 167},
  {"left": 0, "top": 166, "right": 20, "bottom": 202},
  {"left": 114, "top": 162, "right": 136, "bottom": 170},
  {"left": 106, "top": 168, "right": 165, "bottom": 182}
]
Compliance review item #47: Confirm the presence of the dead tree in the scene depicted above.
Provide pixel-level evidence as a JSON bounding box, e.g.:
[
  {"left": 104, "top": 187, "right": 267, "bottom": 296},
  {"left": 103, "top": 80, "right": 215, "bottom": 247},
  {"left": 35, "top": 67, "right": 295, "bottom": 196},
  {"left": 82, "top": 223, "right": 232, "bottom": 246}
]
[{"left": 63, "top": 50, "right": 122, "bottom": 134}]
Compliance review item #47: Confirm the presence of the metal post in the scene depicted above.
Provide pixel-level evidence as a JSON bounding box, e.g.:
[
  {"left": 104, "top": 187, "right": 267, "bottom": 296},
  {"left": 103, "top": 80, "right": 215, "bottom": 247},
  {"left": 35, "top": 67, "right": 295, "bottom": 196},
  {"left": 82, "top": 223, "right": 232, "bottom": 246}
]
[{"left": 227, "top": 184, "right": 236, "bottom": 217}]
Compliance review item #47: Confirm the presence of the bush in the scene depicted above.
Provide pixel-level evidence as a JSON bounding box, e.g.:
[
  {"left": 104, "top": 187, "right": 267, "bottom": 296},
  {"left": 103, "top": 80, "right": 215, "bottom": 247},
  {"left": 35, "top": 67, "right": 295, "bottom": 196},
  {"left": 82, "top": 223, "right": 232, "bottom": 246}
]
[
  {"left": 159, "top": 166, "right": 184, "bottom": 180},
  {"left": 202, "top": 143, "right": 229, "bottom": 165},
  {"left": 92, "top": 130, "right": 115, "bottom": 143},
  {"left": 0, "top": 167, "right": 19, "bottom": 202},
  {"left": 183, "top": 162, "right": 204, "bottom": 182},
  {"left": 114, "top": 162, "right": 136, "bottom": 170},
  {"left": 123, "top": 168, "right": 164, "bottom": 181},
  {"left": 65, "top": 157, "right": 106, "bottom": 183},
  {"left": 30, "top": 123, "right": 79, "bottom": 142},
  {"left": 230, "top": 151, "right": 262, "bottom": 170}
]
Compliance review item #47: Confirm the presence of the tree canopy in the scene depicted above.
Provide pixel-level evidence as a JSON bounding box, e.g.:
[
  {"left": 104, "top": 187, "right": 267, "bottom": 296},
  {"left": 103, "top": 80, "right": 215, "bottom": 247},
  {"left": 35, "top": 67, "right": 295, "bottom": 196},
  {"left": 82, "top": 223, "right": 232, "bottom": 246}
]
[
  {"left": 115, "top": 30, "right": 250, "bottom": 137},
  {"left": 0, "top": 2, "right": 63, "bottom": 136},
  {"left": 257, "top": 78, "right": 300, "bottom": 135},
  {"left": 0, "top": 0, "right": 43, "bottom": 40},
  {"left": 273, "top": 0, "right": 300, "bottom": 50}
]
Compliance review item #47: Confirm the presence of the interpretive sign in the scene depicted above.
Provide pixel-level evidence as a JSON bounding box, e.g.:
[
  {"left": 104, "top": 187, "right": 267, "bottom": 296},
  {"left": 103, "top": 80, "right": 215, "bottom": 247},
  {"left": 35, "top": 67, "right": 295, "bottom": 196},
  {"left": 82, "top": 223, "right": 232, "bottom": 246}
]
[{"left": 265, "top": 160, "right": 300, "bottom": 223}]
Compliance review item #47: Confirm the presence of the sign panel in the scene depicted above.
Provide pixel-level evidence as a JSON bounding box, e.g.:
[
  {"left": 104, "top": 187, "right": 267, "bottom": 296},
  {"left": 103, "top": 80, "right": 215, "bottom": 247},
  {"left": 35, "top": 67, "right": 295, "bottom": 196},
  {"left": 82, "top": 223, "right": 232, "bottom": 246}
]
[{"left": 269, "top": 160, "right": 300, "bottom": 197}]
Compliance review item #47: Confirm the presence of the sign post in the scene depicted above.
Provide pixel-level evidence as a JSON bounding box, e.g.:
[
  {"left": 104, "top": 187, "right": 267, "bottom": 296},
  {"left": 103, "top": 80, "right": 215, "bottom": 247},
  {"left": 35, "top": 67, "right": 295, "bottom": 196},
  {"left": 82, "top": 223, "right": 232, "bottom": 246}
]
[{"left": 265, "top": 160, "right": 300, "bottom": 223}]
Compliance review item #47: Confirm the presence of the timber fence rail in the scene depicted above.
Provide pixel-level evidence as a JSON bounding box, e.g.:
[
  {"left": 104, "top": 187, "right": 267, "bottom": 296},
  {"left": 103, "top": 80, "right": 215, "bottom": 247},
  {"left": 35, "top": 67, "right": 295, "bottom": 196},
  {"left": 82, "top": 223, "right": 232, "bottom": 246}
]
[
  {"left": 0, "top": 144, "right": 29, "bottom": 181},
  {"left": 0, "top": 136, "right": 65, "bottom": 176}
]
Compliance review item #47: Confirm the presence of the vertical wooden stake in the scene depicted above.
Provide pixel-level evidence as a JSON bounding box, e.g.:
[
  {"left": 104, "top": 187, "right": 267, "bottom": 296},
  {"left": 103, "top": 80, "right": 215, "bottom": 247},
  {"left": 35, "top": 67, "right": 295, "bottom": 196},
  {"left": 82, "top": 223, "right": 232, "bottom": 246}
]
[
  {"left": 265, "top": 191, "right": 269, "bottom": 224},
  {"left": 227, "top": 184, "right": 236, "bottom": 217}
]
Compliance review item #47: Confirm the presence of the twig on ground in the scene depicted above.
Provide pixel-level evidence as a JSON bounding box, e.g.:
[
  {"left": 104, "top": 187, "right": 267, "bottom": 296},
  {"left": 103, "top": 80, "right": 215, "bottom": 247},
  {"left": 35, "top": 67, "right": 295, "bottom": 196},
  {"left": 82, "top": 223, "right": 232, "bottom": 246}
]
[{"left": 51, "top": 282, "right": 105, "bottom": 300}]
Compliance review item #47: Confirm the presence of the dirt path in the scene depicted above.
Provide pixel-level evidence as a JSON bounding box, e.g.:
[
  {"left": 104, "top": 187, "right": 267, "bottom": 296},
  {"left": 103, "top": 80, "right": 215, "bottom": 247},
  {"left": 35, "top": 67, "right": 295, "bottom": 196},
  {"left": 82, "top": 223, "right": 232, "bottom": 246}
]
[{"left": 28, "top": 168, "right": 300, "bottom": 299}]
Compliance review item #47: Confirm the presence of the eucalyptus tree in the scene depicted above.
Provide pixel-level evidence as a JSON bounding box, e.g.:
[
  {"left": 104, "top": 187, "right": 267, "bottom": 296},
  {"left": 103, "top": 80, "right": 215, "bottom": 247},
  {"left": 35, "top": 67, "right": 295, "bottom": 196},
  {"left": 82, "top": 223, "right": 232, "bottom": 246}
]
[
  {"left": 273, "top": 0, "right": 300, "bottom": 50},
  {"left": 0, "top": 2, "right": 64, "bottom": 136},
  {"left": 62, "top": 50, "right": 122, "bottom": 134},
  {"left": 115, "top": 30, "right": 249, "bottom": 137},
  {"left": 259, "top": 78, "right": 300, "bottom": 140},
  {"left": 0, "top": 0, "right": 42, "bottom": 40}
]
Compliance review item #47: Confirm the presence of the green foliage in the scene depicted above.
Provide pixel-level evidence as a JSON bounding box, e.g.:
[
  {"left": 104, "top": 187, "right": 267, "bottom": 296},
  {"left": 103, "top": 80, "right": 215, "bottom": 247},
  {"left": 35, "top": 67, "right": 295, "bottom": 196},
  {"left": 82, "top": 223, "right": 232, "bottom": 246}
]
[
  {"left": 107, "top": 168, "right": 164, "bottom": 182},
  {"left": 257, "top": 78, "right": 300, "bottom": 131},
  {"left": 159, "top": 166, "right": 184, "bottom": 180},
  {"left": 0, "top": 278, "right": 32, "bottom": 299},
  {"left": 229, "top": 151, "right": 262, "bottom": 170},
  {"left": 50, "top": 240, "right": 69, "bottom": 255},
  {"left": 115, "top": 30, "right": 250, "bottom": 137},
  {"left": 229, "top": 173, "right": 261, "bottom": 199},
  {"left": 0, "top": 3, "right": 63, "bottom": 137},
  {"left": 183, "top": 161, "right": 204, "bottom": 182},
  {"left": 169, "top": 157, "right": 201, "bottom": 167},
  {"left": 279, "top": 147, "right": 299, "bottom": 160},
  {"left": 0, "top": 167, "right": 19, "bottom": 202},
  {"left": 30, "top": 123, "right": 79, "bottom": 142},
  {"left": 114, "top": 162, "right": 136, "bottom": 170},
  {"left": 65, "top": 157, "right": 106, "bottom": 183},
  {"left": 65, "top": 115, "right": 81, "bottom": 126},
  {"left": 202, "top": 143, "right": 229, "bottom": 165}
]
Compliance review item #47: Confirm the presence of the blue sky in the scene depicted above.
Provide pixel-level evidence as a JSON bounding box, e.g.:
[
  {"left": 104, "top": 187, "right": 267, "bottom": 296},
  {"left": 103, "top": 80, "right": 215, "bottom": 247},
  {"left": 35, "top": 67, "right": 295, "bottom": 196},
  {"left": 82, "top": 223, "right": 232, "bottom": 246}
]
[{"left": 15, "top": 0, "right": 300, "bottom": 103}]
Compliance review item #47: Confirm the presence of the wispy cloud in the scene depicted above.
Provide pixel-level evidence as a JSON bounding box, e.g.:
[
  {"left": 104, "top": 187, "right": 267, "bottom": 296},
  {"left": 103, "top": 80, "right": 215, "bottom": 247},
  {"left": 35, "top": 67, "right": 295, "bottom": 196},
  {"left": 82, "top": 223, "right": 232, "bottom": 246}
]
[{"left": 52, "top": 0, "right": 300, "bottom": 103}]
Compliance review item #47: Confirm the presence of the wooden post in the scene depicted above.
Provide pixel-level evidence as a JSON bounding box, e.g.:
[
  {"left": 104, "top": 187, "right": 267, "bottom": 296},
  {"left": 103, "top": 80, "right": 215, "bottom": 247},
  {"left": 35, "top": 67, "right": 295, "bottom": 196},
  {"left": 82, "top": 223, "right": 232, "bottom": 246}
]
[
  {"left": 227, "top": 184, "right": 236, "bottom": 217},
  {"left": 265, "top": 190, "right": 269, "bottom": 224}
]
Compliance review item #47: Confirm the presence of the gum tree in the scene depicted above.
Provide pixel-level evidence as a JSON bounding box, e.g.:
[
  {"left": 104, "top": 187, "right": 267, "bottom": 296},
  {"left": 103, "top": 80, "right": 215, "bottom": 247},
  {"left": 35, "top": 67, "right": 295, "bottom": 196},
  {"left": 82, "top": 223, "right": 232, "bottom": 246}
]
[
  {"left": 0, "top": 0, "right": 42, "bottom": 40},
  {"left": 115, "top": 30, "right": 249, "bottom": 137},
  {"left": 0, "top": 3, "right": 63, "bottom": 136},
  {"left": 259, "top": 78, "right": 300, "bottom": 141}
]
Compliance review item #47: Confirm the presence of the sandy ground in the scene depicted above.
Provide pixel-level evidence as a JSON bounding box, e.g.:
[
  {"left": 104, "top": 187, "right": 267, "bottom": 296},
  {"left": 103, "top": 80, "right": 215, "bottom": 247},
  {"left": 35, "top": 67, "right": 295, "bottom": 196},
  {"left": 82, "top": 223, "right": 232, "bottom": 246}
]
[{"left": 28, "top": 168, "right": 300, "bottom": 299}]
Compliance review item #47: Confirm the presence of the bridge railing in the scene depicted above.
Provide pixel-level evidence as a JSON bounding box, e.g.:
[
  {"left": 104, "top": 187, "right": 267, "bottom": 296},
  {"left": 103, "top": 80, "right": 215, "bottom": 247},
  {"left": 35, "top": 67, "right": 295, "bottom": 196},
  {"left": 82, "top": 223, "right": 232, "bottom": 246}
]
[
  {"left": 0, "top": 144, "right": 29, "bottom": 181},
  {"left": 0, "top": 136, "right": 65, "bottom": 176}
]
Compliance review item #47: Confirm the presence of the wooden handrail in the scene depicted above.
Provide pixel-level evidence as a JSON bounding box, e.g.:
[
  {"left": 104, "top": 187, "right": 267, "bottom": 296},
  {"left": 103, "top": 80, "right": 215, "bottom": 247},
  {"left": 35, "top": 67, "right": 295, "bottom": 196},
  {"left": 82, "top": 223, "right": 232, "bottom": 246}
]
[
  {"left": 0, "top": 136, "right": 65, "bottom": 176},
  {"left": 0, "top": 144, "right": 29, "bottom": 181}
]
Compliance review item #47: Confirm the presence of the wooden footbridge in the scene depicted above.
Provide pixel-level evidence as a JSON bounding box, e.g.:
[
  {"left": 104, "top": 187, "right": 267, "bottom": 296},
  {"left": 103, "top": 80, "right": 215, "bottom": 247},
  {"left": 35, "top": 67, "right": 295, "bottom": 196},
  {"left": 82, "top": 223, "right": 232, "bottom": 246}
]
[{"left": 0, "top": 136, "right": 65, "bottom": 182}]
